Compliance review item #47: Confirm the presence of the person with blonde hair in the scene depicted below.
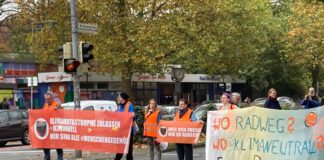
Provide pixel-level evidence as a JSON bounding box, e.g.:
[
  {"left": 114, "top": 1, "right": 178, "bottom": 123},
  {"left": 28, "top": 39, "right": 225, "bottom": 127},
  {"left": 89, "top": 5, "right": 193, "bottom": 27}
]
[
  {"left": 231, "top": 92, "right": 241, "bottom": 108},
  {"left": 143, "top": 99, "right": 162, "bottom": 160},
  {"left": 301, "top": 87, "right": 319, "bottom": 109}
]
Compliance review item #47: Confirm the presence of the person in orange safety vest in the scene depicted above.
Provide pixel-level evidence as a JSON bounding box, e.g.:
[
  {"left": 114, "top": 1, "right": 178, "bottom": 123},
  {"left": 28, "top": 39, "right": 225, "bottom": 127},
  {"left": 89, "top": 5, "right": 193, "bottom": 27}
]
[
  {"left": 174, "top": 99, "right": 198, "bottom": 160},
  {"left": 143, "top": 98, "right": 162, "bottom": 160},
  {"left": 42, "top": 93, "right": 63, "bottom": 160}
]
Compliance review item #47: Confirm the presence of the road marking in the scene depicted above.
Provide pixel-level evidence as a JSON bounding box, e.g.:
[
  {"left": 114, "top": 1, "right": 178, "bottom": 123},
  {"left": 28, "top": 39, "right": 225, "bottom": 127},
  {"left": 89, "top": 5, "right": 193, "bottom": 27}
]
[
  {"left": 0, "top": 150, "right": 74, "bottom": 154},
  {"left": 163, "top": 153, "right": 203, "bottom": 156},
  {"left": 146, "top": 153, "right": 204, "bottom": 157}
]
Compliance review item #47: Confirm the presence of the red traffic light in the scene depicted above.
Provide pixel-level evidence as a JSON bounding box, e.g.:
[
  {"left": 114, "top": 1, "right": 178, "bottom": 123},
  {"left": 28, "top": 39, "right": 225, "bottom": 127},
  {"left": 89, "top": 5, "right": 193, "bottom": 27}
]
[{"left": 64, "top": 59, "right": 80, "bottom": 73}]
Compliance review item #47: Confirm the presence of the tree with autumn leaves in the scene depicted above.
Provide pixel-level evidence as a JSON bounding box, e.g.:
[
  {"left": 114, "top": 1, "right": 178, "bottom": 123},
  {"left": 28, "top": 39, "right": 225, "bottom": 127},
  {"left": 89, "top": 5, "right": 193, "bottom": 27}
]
[
  {"left": 285, "top": 0, "right": 324, "bottom": 91},
  {"left": 5, "top": 0, "right": 324, "bottom": 97}
]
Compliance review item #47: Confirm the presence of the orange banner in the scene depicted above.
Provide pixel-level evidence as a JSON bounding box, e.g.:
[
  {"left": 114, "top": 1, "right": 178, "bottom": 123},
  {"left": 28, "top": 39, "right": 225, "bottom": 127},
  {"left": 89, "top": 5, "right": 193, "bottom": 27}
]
[
  {"left": 29, "top": 110, "right": 133, "bottom": 153},
  {"left": 157, "top": 120, "right": 204, "bottom": 144}
]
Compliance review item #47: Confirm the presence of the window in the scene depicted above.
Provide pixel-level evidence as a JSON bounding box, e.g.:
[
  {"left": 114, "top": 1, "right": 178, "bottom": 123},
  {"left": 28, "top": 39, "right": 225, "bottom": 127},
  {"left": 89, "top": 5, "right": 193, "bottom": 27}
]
[
  {"left": 144, "top": 82, "right": 151, "bottom": 89},
  {"left": 80, "top": 82, "right": 95, "bottom": 89},
  {"left": 19, "top": 111, "right": 28, "bottom": 119},
  {"left": 9, "top": 111, "right": 20, "bottom": 121},
  {"left": 83, "top": 106, "right": 94, "bottom": 111},
  {"left": 97, "top": 82, "right": 108, "bottom": 89},
  {"left": 0, "top": 112, "right": 9, "bottom": 122},
  {"left": 151, "top": 83, "right": 157, "bottom": 89},
  {"left": 136, "top": 82, "right": 143, "bottom": 89},
  {"left": 110, "top": 82, "right": 122, "bottom": 90}
]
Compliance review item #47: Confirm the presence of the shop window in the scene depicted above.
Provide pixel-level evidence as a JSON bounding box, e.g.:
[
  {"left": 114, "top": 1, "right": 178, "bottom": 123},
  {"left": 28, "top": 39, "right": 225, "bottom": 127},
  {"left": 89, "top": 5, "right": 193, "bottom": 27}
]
[
  {"left": 144, "top": 82, "right": 151, "bottom": 89},
  {"left": 150, "top": 91, "right": 157, "bottom": 100},
  {"left": 80, "top": 82, "right": 95, "bottom": 89},
  {"left": 200, "top": 83, "right": 207, "bottom": 90},
  {"left": 137, "top": 82, "right": 143, "bottom": 89},
  {"left": 97, "top": 82, "right": 108, "bottom": 89},
  {"left": 151, "top": 83, "right": 157, "bottom": 89},
  {"left": 110, "top": 82, "right": 122, "bottom": 90}
]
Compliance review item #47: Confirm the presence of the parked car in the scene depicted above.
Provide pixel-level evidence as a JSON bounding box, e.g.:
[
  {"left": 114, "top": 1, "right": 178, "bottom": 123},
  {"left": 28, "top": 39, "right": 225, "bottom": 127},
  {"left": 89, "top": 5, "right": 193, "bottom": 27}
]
[
  {"left": 61, "top": 100, "right": 118, "bottom": 111},
  {"left": 250, "top": 97, "right": 300, "bottom": 110},
  {"left": 163, "top": 105, "right": 178, "bottom": 115},
  {"left": 0, "top": 110, "right": 29, "bottom": 147},
  {"left": 192, "top": 103, "right": 222, "bottom": 121}
]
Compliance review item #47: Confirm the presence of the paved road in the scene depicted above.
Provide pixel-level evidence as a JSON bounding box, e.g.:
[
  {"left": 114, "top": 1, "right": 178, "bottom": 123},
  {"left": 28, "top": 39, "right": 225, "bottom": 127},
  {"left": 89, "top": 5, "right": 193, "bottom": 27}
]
[{"left": 0, "top": 142, "right": 206, "bottom": 160}]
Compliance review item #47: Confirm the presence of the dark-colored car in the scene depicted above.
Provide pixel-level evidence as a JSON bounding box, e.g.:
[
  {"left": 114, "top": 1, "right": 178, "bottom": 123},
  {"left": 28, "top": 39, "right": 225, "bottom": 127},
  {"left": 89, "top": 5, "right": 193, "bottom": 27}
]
[
  {"left": 0, "top": 110, "right": 30, "bottom": 147},
  {"left": 250, "top": 97, "right": 300, "bottom": 110}
]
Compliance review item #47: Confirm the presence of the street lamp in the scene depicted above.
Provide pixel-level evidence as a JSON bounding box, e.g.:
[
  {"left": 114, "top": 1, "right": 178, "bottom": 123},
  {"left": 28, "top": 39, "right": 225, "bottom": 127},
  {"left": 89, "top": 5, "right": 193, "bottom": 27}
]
[{"left": 171, "top": 66, "right": 185, "bottom": 105}]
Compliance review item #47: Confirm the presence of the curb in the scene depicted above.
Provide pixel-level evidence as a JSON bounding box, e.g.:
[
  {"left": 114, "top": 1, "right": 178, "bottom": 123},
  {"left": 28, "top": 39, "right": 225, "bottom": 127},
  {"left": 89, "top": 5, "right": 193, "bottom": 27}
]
[{"left": 163, "top": 143, "right": 205, "bottom": 152}]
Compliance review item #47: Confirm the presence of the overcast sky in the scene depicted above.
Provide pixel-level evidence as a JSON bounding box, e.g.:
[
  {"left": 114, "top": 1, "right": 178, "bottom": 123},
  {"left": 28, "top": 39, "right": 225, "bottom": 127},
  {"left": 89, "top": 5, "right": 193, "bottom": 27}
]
[{"left": 0, "top": 0, "right": 18, "bottom": 21}]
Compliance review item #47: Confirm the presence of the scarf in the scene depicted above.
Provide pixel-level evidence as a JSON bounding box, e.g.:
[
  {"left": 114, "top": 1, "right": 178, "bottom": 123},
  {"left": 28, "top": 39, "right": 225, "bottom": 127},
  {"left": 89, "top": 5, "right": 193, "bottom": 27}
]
[{"left": 179, "top": 107, "right": 189, "bottom": 119}]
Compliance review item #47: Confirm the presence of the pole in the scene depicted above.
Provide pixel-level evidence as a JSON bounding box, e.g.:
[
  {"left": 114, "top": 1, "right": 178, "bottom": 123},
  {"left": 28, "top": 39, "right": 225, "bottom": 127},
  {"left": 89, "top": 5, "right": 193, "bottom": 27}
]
[
  {"left": 69, "top": 0, "right": 82, "bottom": 157},
  {"left": 316, "top": 81, "right": 319, "bottom": 96},
  {"left": 86, "top": 72, "right": 89, "bottom": 100},
  {"left": 31, "top": 78, "right": 33, "bottom": 109}
]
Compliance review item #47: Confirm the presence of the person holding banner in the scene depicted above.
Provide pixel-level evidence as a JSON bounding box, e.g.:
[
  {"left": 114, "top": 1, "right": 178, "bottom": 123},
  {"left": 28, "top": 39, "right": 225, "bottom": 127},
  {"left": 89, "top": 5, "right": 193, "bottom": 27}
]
[
  {"left": 42, "top": 93, "right": 63, "bottom": 160},
  {"left": 231, "top": 92, "right": 241, "bottom": 108},
  {"left": 301, "top": 87, "right": 320, "bottom": 109},
  {"left": 144, "top": 98, "right": 162, "bottom": 160},
  {"left": 264, "top": 88, "right": 281, "bottom": 110},
  {"left": 218, "top": 93, "right": 238, "bottom": 110},
  {"left": 174, "top": 99, "right": 197, "bottom": 160},
  {"left": 115, "top": 92, "right": 137, "bottom": 160}
]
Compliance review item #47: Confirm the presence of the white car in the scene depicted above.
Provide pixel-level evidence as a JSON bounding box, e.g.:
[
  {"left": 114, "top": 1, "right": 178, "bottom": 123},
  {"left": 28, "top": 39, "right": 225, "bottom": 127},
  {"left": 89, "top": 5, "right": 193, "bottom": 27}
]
[{"left": 61, "top": 100, "right": 118, "bottom": 112}]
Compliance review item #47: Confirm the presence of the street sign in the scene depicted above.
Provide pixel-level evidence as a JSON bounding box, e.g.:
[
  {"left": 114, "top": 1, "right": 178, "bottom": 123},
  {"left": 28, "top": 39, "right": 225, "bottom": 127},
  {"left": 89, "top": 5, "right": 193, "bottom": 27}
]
[
  {"left": 27, "top": 77, "right": 38, "bottom": 87},
  {"left": 78, "top": 23, "right": 98, "bottom": 34}
]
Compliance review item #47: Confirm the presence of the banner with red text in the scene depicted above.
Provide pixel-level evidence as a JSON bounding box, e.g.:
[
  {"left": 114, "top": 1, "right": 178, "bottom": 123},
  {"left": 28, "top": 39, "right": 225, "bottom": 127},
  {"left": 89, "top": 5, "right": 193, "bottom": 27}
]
[
  {"left": 206, "top": 106, "right": 324, "bottom": 160},
  {"left": 29, "top": 110, "right": 133, "bottom": 153},
  {"left": 157, "top": 120, "right": 203, "bottom": 144}
]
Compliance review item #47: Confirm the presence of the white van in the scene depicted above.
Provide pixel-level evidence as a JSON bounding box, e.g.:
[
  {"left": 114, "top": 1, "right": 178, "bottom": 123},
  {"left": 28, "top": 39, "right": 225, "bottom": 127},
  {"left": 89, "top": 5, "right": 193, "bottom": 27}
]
[{"left": 61, "top": 100, "right": 118, "bottom": 112}]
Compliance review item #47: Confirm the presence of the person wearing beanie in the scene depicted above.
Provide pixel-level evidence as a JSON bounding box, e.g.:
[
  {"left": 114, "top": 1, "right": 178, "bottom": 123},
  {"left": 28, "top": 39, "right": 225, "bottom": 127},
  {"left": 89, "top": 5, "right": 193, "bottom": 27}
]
[{"left": 114, "top": 92, "right": 136, "bottom": 160}]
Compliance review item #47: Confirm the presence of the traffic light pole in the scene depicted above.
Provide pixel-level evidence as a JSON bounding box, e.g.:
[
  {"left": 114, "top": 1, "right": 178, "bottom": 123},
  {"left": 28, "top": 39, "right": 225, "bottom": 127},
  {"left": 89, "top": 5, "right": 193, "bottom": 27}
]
[{"left": 69, "top": 0, "right": 82, "bottom": 158}]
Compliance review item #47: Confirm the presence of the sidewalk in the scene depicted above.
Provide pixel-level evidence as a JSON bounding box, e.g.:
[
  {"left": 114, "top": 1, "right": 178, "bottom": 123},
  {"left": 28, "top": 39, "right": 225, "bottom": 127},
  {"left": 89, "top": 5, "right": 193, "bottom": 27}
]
[
  {"left": 62, "top": 144, "right": 205, "bottom": 160},
  {"left": 64, "top": 148, "right": 149, "bottom": 160}
]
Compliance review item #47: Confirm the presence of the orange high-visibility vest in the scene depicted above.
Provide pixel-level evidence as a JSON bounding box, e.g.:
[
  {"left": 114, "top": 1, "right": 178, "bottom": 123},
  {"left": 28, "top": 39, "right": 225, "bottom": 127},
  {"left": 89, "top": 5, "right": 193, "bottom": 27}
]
[
  {"left": 174, "top": 109, "right": 192, "bottom": 121},
  {"left": 143, "top": 110, "right": 160, "bottom": 137},
  {"left": 43, "top": 101, "right": 59, "bottom": 110},
  {"left": 219, "top": 104, "right": 235, "bottom": 110},
  {"left": 124, "top": 101, "right": 131, "bottom": 112},
  {"left": 123, "top": 101, "right": 136, "bottom": 127}
]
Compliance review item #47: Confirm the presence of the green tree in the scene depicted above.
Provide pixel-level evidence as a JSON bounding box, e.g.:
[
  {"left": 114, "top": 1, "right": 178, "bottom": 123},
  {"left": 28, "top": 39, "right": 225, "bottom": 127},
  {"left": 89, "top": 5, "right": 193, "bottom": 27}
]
[{"left": 284, "top": 0, "right": 324, "bottom": 89}]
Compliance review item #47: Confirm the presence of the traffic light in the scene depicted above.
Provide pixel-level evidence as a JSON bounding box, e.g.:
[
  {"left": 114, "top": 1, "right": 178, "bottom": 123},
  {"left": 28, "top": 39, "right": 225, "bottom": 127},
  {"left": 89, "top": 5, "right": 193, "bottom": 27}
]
[
  {"left": 78, "top": 42, "right": 94, "bottom": 63},
  {"left": 58, "top": 42, "right": 81, "bottom": 73},
  {"left": 64, "top": 59, "right": 80, "bottom": 73}
]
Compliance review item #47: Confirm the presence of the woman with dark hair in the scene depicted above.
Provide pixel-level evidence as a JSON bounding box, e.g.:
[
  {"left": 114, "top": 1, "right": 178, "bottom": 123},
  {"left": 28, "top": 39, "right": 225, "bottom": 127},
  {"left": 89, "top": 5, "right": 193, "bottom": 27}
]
[
  {"left": 174, "top": 99, "right": 198, "bottom": 160},
  {"left": 264, "top": 88, "right": 281, "bottom": 110},
  {"left": 143, "top": 99, "right": 162, "bottom": 160},
  {"left": 115, "top": 92, "right": 136, "bottom": 160},
  {"left": 218, "top": 93, "right": 238, "bottom": 110}
]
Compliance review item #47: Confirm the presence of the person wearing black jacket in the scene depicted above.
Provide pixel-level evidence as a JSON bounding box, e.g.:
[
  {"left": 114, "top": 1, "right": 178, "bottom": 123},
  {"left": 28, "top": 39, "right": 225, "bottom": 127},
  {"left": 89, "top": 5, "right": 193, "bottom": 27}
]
[{"left": 264, "top": 88, "right": 281, "bottom": 110}]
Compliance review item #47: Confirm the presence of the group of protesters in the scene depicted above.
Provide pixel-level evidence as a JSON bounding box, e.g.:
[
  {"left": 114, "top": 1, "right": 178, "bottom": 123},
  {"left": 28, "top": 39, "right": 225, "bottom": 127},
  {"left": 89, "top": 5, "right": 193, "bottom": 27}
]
[{"left": 41, "top": 86, "right": 322, "bottom": 160}]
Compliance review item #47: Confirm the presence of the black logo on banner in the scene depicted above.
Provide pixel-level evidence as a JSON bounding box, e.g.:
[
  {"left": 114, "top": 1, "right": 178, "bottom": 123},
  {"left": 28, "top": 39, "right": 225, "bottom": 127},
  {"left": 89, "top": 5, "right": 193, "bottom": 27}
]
[
  {"left": 34, "top": 118, "right": 49, "bottom": 140},
  {"left": 159, "top": 127, "right": 167, "bottom": 137}
]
